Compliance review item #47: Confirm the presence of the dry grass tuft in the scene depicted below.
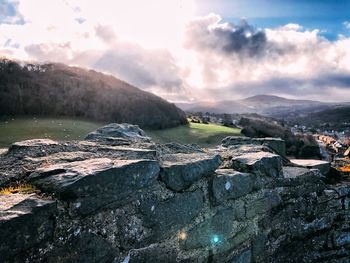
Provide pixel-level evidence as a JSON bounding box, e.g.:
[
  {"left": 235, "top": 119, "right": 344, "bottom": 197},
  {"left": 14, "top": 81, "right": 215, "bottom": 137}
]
[
  {"left": 0, "top": 184, "right": 37, "bottom": 195},
  {"left": 339, "top": 164, "right": 350, "bottom": 173}
]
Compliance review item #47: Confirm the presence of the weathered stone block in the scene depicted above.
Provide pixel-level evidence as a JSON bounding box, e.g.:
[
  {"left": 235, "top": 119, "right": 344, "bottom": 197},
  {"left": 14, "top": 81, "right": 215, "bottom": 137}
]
[
  {"left": 84, "top": 123, "right": 151, "bottom": 143},
  {"left": 246, "top": 190, "right": 282, "bottom": 218},
  {"left": 9, "top": 139, "right": 59, "bottom": 151},
  {"left": 211, "top": 169, "right": 255, "bottom": 205},
  {"left": 222, "top": 137, "right": 253, "bottom": 147},
  {"left": 7, "top": 139, "right": 62, "bottom": 157},
  {"left": 140, "top": 189, "right": 204, "bottom": 239},
  {"left": 180, "top": 208, "right": 250, "bottom": 250},
  {"left": 0, "top": 194, "right": 56, "bottom": 261},
  {"left": 221, "top": 149, "right": 283, "bottom": 178},
  {"left": 222, "top": 136, "right": 286, "bottom": 156},
  {"left": 29, "top": 158, "right": 159, "bottom": 214},
  {"left": 334, "top": 232, "right": 350, "bottom": 247},
  {"left": 160, "top": 153, "right": 221, "bottom": 191},
  {"left": 290, "top": 159, "right": 331, "bottom": 176},
  {"left": 44, "top": 233, "right": 117, "bottom": 263},
  {"left": 252, "top": 138, "right": 286, "bottom": 157},
  {"left": 280, "top": 167, "right": 322, "bottom": 187}
]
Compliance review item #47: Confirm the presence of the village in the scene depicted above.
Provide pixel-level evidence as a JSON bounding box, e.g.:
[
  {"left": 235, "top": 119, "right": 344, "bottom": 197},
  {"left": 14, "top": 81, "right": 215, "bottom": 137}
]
[{"left": 187, "top": 112, "right": 350, "bottom": 177}]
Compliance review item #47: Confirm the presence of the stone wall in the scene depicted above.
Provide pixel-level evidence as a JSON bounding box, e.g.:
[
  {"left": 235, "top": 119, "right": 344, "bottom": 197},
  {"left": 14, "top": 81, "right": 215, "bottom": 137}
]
[{"left": 0, "top": 123, "right": 349, "bottom": 263}]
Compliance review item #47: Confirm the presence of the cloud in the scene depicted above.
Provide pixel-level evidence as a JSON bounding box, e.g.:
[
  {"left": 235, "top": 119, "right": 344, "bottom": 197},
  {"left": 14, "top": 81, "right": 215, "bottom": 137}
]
[
  {"left": 25, "top": 42, "right": 73, "bottom": 62},
  {"left": 0, "top": 0, "right": 24, "bottom": 24},
  {"left": 182, "top": 15, "right": 350, "bottom": 102},
  {"left": 344, "top": 21, "right": 350, "bottom": 30},
  {"left": 95, "top": 25, "right": 117, "bottom": 44},
  {"left": 185, "top": 14, "right": 267, "bottom": 57},
  {"left": 92, "top": 44, "right": 184, "bottom": 92}
]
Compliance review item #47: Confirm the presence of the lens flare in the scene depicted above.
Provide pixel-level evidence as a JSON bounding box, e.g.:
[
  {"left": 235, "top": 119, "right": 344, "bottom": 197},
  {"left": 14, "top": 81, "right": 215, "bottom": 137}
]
[
  {"left": 211, "top": 234, "right": 220, "bottom": 245},
  {"left": 179, "top": 231, "right": 187, "bottom": 240}
]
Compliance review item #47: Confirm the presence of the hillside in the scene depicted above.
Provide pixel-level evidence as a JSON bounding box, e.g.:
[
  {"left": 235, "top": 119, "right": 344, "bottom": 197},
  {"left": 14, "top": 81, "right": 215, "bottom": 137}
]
[
  {"left": 0, "top": 59, "right": 187, "bottom": 129},
  {"left": 296, "top": 106, "right": 350, "bottom": 128}
]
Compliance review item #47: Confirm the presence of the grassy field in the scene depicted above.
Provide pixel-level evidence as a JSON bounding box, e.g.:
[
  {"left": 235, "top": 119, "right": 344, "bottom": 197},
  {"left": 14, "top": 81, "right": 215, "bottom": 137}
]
[
  {"left": 146, "top": 122, "right": 241, "bottom": 147},
  {"left": 0, "top": 117, "right": 104, "bottom": 148},
  {"left": 0, "top": 117, "right": 241, "bottom": 148}
]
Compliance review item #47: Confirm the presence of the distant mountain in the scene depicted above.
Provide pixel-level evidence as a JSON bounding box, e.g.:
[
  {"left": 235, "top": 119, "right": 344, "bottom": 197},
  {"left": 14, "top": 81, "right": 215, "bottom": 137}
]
[
  {"left": 0, "top": 59, "right": 187, "bottom": 129},
  {"left": 176, "top": 100, "right": 253, "bottom": 114},
  {"left": 239, "top": 95, "right": 324, "bottom": 109},
  {"left": 176, "top": 94, "right": 347, "bottom": 118}
]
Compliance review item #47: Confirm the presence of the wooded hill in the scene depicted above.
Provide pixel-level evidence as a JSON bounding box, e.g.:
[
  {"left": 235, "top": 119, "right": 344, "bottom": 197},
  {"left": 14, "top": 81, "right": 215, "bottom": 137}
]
[{"left": 0, "top": 59, "right": 187, "bottom": 129}]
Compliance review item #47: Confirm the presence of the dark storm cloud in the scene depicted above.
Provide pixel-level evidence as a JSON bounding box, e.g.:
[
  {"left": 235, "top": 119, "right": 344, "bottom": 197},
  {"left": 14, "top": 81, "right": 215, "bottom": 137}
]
[
  {"left": 312, "top": 73, "right": 350, "bottom": 88},
  {"left": 185, "top": 15, "right": 267, "bottom": 57}
]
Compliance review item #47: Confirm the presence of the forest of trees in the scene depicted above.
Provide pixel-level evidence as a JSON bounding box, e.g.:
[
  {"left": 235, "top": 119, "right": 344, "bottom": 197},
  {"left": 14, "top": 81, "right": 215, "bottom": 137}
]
[{"left": 0, "top": 59, "right": 187, "bottom": 129}]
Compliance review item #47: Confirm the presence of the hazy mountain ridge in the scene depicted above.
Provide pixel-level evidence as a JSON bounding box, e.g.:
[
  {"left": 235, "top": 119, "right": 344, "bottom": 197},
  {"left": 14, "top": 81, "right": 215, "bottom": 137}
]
[
  {"left": 0, "top": 59, "right": 187, "bottom": 129},
  {"left": 176, "top": 94, "right": 347, "bottom": 118}
]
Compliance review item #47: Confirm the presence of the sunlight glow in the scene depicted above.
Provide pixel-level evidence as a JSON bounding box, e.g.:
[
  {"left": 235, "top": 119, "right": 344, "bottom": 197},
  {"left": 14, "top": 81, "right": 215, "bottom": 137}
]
[{"left": 179, "top": 231, "right": 187, "bottom": 240}]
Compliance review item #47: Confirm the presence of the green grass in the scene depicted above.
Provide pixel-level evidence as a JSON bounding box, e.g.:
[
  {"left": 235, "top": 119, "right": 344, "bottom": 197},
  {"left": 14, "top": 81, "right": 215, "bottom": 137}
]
[
  {"left": 146, "top": 122, "right": 241, "bottom": 147},
  {"left": 0, "top": 117, "right": 241, "bottom": 148},
  {"left": 0, "top": 117, "right": 104, "bottom": 148}
]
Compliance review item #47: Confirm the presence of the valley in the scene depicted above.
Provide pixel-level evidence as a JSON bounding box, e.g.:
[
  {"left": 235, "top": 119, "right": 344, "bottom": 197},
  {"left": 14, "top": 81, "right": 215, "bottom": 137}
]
[{"left": 0, "top": 117, "right": 241, "bottom": 148}]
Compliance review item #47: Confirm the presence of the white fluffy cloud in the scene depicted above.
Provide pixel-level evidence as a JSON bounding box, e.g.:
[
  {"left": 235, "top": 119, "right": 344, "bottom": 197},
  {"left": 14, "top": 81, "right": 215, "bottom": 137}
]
[
  {"left": 183, "top": 14, "right": 350, "bottom": 101},
  {"left": 0, "top": 1, "right": 350, "bottom": 102},
  {"left": 344, "top": 21, "right": 350, "bottom": 30}
]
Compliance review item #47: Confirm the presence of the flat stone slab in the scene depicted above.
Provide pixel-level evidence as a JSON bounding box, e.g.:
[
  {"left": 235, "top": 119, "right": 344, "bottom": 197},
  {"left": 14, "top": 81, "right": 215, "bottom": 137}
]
[
  {"left": 24, "top": 151, "right": 94, "bottom": 164},
  {"left": 222, "top": 137, "right": 253, "bottom": 146},
  {"left": 160, "top": 153, "right": 222, "bottom": 191},
  {"left": 29, "top": 158, "right": 160, "bottom": 202},
  {"left": 85, "top": 123, "right": 151, "bottom": 143},
  {"left": 222, "top": 136, "right": 286, "bottom": 156},
  {"left": 7, "top": 139, "right": 62, "bottom": 157},
  {"left": 291, "top": 159, "right": 331, "bottom": 176},
  {"left": 280, "top": 166, "right": 324, "bottom": 187},
  {"left": 95, "top": 146, "right": 157, "bottom": 160},
  {"left": 211, "top": 169, "right": 255, "bottom": 204},
  {"left": 8, "top": 139, "right": 59, "bottom": 152},
  {"left": 0, "top": 194, "right": 56, "bottom": 261},
  {"left": 221, "top": 148, "right": 283, "bottom": 178}
]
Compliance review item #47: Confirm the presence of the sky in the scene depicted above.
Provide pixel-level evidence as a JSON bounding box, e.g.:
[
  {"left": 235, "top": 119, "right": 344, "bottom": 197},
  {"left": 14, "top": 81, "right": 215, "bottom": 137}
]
[{"left": 0, "top": 0, "right": 350, "bottom": 102}]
